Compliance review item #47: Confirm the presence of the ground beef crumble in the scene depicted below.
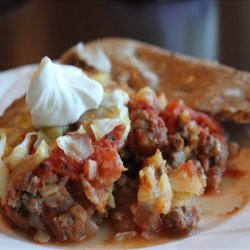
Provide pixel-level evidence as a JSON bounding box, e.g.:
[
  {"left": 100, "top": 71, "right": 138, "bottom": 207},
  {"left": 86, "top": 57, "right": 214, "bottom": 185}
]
[{"left": 164, "top": 206, "right": 200, "bottom": 235}]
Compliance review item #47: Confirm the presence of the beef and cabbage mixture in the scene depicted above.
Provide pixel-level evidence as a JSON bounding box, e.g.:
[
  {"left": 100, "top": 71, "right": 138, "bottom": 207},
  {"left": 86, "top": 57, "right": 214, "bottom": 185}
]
[{"left": 0, "top": 87, "right": 229, "bottom": 244}]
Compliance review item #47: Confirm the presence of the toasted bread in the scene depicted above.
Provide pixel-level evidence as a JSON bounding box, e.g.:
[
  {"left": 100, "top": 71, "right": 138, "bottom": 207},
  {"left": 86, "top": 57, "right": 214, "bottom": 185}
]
[
  {"left": 0, "top": 96, "right": 34, "bottom": 149},
  {"left": 85, "top": 38, "right": 250, "bottom": 123}
]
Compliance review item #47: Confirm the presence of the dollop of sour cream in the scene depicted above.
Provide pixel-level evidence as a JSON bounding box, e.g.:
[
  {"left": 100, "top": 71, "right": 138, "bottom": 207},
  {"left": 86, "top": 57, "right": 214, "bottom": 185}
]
[{"left": 26, "top": 57, "right": 104, "bottom": 128}]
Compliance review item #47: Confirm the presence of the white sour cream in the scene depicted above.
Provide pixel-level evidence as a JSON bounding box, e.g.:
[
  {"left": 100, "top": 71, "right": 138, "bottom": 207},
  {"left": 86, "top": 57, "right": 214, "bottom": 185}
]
[{"left": 26, "top": 57, "right": 103, "bottom": 128}]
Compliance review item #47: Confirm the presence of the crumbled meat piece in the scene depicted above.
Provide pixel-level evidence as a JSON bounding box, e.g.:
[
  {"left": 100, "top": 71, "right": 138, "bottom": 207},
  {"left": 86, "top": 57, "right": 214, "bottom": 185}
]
[
  {"left": 52, "top": 204, "right": 88, "bottom": 241},
  {"left": 22, "top": 193, "right": 42, "bottom": 214},
  {"left": 164, "top": 206, "right": 200, "bottom": 235},
  {"left": 109, "top": 175, "right": 138, "bottom": 232},
  {"left": 205, "top": 167, "right": 224, "bottom": 192},
  {"left": 127, "top": 87, "right": 168, "bottom": 158},
  {"left": 49, "top": 204, "right": 101, "bottom": 242},
  {"left": 128, "top": 108, "right": 168, "bottom": 157},
  {"left": 169, "top": 133, "right": 184, "bottom": 151},
  {"left": 43, "top": 187, "right": 74, "bottom": 212},
  {"left": 34, "top": 230, "right": 51, "bottom": 244},
  {"left": 198, "top": 132, "right": 228, "bottom": 190}
]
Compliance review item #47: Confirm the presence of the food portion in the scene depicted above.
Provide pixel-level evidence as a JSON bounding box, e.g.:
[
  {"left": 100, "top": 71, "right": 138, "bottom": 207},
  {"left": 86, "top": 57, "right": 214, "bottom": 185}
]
[
  {"left": 0, "top": 40, "right": 234, "bottom": 245},
  {"left": 4, "top": 126, "right": 126, "bottom": 242},
  {"left": 110, "top": 87, "right": 227, "bottom": 238}
]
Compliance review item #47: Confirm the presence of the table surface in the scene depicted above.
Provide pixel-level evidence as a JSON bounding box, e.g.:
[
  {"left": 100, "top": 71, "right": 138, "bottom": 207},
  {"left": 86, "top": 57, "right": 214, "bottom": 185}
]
[{"left": 0, "top": 0, "right": 249, "bottom": 72}]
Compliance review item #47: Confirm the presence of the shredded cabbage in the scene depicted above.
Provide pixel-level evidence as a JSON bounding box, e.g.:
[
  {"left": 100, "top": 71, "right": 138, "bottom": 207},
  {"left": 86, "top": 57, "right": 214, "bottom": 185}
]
[
  {"left": 100, "top": 89, "right": 130, "bottom": 141},
  {"left": 169, "top": 160, "right": 206, "bottom": 204},
  {"left": 137, "top": 150, "right": 172, "bottom": 215},
  {"left": 4, "top": 132, "right": 38, "bottom": 170},
  {"left": 57, "top": 133, "right": 94, "bottom": 162},
  {"left": 91, "top": 118, "right": 121, "bottom": 141},
  {"left": 77, "top": 125, "right": 87, "bottom": 134}
]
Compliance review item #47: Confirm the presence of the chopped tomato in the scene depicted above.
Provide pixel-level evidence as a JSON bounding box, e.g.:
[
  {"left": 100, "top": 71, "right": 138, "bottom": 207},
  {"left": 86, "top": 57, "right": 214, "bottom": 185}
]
[
  {"left": 38, "top": 125, "right": 126, "bottom": 181},
  {"left": 188, "top": 109, "right": 223, "bottom": 134},
  {"left": 160, "top": 101, "right": 186, "bottom": 134},
  {"left": 81, "top": 138, "right": 126, "bottom": 214},
  {"left": 99, "top": 124, "right": 126, "bottom": 151},
  {"left": 42, "top": 148, "right": 82, "bottom": 180},
  {"left": 89, "top": 143, "right": 126, "bottom": 182},
  {"left": 161, "top": 101, "right": 223, "bottom": 134},
  {"left": 128, "top": 107, "right": 168, "bottom": 157},
  {"left": 179, "top": 160, "right": 201, "bottom": 178}
]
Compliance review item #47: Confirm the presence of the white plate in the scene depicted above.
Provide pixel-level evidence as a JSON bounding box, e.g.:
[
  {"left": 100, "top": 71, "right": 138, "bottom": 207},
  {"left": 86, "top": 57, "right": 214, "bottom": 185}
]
[{"left": 0, "top": 65, "right": 250, "bottom": 250}]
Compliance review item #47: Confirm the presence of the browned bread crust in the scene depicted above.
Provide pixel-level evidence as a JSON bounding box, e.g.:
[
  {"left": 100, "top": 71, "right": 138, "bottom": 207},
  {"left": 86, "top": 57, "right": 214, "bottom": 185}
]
[
  {"left": 86, "top": 38, "right": 250, "bottom": 123},
  {"left": 0, "top": 96, "right": 34, "bottom": 148}
]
